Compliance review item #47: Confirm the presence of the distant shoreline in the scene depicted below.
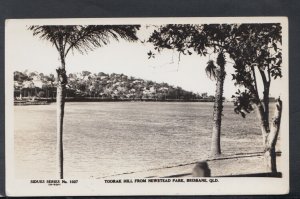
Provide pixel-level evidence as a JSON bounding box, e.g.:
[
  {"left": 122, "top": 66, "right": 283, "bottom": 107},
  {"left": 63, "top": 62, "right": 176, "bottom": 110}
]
[{"left": 14, "top": 97, "right": 219, "bottom": 105}]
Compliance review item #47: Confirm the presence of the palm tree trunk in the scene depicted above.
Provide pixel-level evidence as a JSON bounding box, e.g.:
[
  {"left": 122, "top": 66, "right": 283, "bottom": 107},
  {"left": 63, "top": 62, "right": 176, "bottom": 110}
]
[
  {"left": 210, "top": 65, "right": 225, "bottom": 157},
  {"left": 56, "top": 63, "right": 67, "bottom": 179},
  {"left": 56, "top": 78, "right": 64, "bottom": 179}
]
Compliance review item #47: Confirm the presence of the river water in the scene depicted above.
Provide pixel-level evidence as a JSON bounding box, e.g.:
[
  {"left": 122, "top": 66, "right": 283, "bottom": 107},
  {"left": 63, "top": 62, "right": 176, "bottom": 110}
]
[{"left": 14, "top": 102, "right": 262, "bottom": 179}]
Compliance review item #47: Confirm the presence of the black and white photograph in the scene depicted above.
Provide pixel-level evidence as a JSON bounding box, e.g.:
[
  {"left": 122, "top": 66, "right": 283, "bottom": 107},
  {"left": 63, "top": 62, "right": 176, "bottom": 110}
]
[{"left": 5, "top": 17, "right": 289, "bottom": 196}]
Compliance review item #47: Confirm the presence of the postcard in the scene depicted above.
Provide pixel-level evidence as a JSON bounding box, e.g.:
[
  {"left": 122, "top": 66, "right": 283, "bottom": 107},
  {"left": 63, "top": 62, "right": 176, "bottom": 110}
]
[{"left": 5, "top": 17, "right": 289, "bottom": 196}]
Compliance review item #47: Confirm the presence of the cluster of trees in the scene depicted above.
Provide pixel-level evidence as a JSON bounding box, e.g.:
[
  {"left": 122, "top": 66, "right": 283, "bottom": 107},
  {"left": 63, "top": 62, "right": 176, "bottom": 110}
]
[
  {"left": 14, "top": 70, "right": 211, "bottom": 101},
  {"left": 148, "top": 23, "right": 283, "bottom": 173},
  {"left": 28, "top": 23, "right": 283, "bottom": 178},
  {"left": 14, "top": 70, "right": 56, "bottom": 99}
]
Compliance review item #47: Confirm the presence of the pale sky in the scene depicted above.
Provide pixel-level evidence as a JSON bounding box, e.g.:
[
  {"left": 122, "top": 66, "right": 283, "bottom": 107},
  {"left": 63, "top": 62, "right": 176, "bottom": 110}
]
[{"left": 7, "top": 23, "right": 284, "bottom": 99}]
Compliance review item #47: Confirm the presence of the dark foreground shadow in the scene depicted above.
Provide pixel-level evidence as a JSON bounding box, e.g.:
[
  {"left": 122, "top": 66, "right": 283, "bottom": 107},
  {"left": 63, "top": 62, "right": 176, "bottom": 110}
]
[
  {"left": 218, "top": 172, "right": 282, "bottom": 177},
  {"left": 163, "top": 172, "right": 282, "bottom": 178},
  {"left": 163, "top": 173, "right": 191, "bottom": 178}
]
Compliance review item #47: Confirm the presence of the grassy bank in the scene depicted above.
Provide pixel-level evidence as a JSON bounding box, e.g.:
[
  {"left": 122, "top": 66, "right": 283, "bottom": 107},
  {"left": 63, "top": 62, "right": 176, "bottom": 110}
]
[{"left": 99, "top": 152, "right": 282, "bottom": 179}]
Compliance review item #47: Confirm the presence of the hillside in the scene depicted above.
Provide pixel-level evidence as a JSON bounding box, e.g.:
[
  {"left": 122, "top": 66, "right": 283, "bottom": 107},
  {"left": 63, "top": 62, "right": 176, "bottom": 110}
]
[{"left": 14, "top": 70, "right": 215, "bottom": 101}]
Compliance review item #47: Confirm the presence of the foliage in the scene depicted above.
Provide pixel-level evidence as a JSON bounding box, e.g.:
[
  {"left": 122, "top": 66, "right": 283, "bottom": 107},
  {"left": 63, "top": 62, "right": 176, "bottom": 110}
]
[
  {"left": 14, "top": 70, "right": 207, "bottom": 101},
  {"left": 148, "top": 23, "right": 282, "bottom": 117},
  {"left": 228, "top": 24, "right": 282, "bottom": 117},
  {"left": 232, "top": 89, "right": 254, "bottom": 118},
  {"left": 29, "top": 25, "right": 141, "bottom": 57},
  {"left": 14, "top": 71, "right": 32, "bottom": 82},
  {"left": 148, "top": 24, "right": 240, "bottom": 57}
]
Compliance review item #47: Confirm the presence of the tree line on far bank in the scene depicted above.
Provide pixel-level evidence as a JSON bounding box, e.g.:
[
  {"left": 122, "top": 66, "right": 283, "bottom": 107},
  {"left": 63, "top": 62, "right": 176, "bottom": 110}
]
[{"left": 14, "top": 70, "right": 214, "bottom": 101}]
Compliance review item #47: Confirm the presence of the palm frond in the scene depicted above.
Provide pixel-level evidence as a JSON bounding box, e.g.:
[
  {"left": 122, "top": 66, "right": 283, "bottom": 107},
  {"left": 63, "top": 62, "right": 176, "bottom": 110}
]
[
  {"left": 28, "top": 25, "right": 140, "bottom": 56},
  {"left": 205, "top": 60, "right": 217, "bottom": 81},
  {"left": 64, "top": 25, "right": 140, "bottom": 55}
]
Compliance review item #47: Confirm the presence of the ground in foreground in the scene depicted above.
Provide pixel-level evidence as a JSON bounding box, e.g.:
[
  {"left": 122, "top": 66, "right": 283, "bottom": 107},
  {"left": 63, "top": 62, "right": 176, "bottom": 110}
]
[{"left": 100, "top": 153, "right": 282, "bottom": 179}]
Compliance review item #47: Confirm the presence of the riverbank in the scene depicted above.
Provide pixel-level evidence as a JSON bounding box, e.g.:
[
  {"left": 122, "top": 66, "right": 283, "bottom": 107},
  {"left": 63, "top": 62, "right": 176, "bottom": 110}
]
[
  {"left": 14, "top": 97, "right": 217, "bottom": 105},
  {"left": 44, "top": 97, "right": 216, "bottom": 102},
  {"left": 14, "top": 100, "right": 50, "bottom": 106},
  {"left": 99, "top": 152, "right": 282, "bottom": 179}
]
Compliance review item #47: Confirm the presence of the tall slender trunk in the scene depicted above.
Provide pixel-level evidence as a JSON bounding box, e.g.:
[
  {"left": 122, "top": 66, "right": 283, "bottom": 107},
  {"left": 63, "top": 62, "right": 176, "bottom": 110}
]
[
  {"left": 56, "top": 58, "right": 67, "bottom": 179},
  {"left": 211, "top": 54, "right": 226, "bottom": 157}
]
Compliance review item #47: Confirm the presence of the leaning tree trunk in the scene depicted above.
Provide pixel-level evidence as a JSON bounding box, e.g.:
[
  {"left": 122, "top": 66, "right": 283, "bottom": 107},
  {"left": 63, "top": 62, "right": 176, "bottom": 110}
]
[
  {"left": 56, "top": 66, "right": 67, "bottom": 179},
  {"left": 256, "top": 98, "right": 282, "bottom": 173},
  {"left": 210, "top": 65, "right": 226, "bottom": 157},
  {"left": 263, "top": 98, "right": 282, "bottom": 173}
]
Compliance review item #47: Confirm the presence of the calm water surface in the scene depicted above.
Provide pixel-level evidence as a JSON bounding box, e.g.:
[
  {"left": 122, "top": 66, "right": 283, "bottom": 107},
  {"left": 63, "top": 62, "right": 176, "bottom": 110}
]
[{"left": 14, "top": 102, "right": 262, "bottom": 179}]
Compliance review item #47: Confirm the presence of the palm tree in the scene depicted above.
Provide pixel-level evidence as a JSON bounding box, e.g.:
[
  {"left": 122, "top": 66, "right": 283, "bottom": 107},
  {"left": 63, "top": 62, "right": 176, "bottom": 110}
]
[
  {"left": 148, "top": 24, "right": 236, "bottom": 157},
  {"left": 205, "top": 53, "right": 226, "bottom": 156},
  {"left": 29, "top": 25, "right": 140, "bottom": 179}
]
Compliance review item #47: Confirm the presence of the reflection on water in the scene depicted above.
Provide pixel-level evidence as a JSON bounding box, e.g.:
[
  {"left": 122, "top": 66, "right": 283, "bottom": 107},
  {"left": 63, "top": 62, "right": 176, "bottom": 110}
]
[{"left": 14, "top": 102, "right": 262, "bottom": 179}]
